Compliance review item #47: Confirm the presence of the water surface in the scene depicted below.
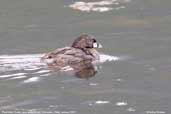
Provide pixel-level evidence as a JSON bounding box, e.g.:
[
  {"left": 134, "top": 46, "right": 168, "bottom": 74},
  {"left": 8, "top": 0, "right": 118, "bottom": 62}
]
[{"left": 0, "top": 0, "right": 171, "bottom": 114}]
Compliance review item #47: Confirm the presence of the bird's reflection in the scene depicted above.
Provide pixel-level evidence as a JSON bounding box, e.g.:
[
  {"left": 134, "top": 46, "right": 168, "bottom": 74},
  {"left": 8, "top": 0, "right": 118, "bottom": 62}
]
[
  {"left": 72, "top": 60, "right": 97, "bottom": 79},
  {"left": 45, "top": 59, "right": 98, "bottom": 79}
]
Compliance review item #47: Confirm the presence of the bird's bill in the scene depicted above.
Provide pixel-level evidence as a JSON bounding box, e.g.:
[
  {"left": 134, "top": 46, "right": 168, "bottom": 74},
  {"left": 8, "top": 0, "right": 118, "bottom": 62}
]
[{"left": 93, "top": 42, "right": 103, "bottom": 48}]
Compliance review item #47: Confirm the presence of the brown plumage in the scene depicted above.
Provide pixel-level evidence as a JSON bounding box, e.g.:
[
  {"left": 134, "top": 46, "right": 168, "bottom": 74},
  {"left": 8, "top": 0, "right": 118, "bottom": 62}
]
[{"left": 41, "top": 34, "right": 102, "bottom": 70}]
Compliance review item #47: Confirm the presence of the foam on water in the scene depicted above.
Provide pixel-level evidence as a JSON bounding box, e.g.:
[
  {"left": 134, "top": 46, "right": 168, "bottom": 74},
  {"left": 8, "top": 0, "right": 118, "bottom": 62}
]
[
  {"left": 23, "top": 77, "right": 40, "bottom": 83},
  {"left": 68, "top": 0, "right": 130, "bottom": 13},
  {"left": 34, "top": 70, "right": 51, "bottom": 74},
  {"left": 95, "top": 100, "right": 110, "bottom": 104},
  {"left": 0, "top": 73, "right": 26, "bottom": 78},
  {"left": 10, "top": 76, "right": 27, "bottom": 80},
  {"left": 99, "top": 54, "right": 120, "bottom": 63},
  {"left": 116, "top": 101, "right": 128, "bottom": 106}
]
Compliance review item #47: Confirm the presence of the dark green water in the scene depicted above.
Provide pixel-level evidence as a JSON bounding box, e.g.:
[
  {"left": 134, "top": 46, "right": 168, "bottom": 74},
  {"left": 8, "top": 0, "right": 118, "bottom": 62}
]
[{"left": 0, "top": 0, "right": 171, "bottom": 113}]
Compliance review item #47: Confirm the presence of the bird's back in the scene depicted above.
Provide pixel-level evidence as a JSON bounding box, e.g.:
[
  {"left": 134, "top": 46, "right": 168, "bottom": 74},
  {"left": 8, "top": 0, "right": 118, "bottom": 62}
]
[{"left": 41, "top": 47, "right": 94, "bottom": 69}]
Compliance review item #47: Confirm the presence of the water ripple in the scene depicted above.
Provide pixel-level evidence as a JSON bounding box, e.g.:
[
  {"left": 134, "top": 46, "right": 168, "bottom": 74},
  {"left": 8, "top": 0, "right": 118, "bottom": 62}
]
[{"left": 0, "top": 53, "right": 124, "bottom": 83}]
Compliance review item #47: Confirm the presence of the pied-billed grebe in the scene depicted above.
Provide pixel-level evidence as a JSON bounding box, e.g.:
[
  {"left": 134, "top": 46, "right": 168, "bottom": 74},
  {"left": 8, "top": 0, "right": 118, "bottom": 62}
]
[{"left": 41, "top": 34, "right": 102, "bottom": 70}]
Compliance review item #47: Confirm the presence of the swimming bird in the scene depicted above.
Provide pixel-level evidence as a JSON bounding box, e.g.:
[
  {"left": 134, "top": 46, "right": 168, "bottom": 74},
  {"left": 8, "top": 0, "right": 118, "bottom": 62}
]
[{"left": 41, "top": 34, "right": 102, "bottom": 71}]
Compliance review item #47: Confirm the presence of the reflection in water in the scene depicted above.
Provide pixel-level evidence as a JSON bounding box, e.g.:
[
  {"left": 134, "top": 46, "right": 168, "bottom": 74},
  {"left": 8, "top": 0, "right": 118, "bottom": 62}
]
[
  {"left": 74, "top": 62, "right": 97, "bottom": 79},
  {"left": 44, "top": 57, "right": 98, "bottom": 79}
]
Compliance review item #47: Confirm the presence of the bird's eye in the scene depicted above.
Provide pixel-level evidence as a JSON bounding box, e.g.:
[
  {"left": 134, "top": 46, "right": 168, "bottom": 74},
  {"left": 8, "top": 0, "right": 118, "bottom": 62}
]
[
  {"left": 48, "top": 56, "right": 52, "bottom": 59},
  {"left": 93, "top": 39, "right": 96, "bottom": 43}
]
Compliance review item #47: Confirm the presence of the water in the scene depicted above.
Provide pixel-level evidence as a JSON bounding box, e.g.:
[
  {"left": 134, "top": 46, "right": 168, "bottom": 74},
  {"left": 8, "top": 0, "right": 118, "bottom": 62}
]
[{"left": 0, "top": 0, "right": 171, "bottom": 113}]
